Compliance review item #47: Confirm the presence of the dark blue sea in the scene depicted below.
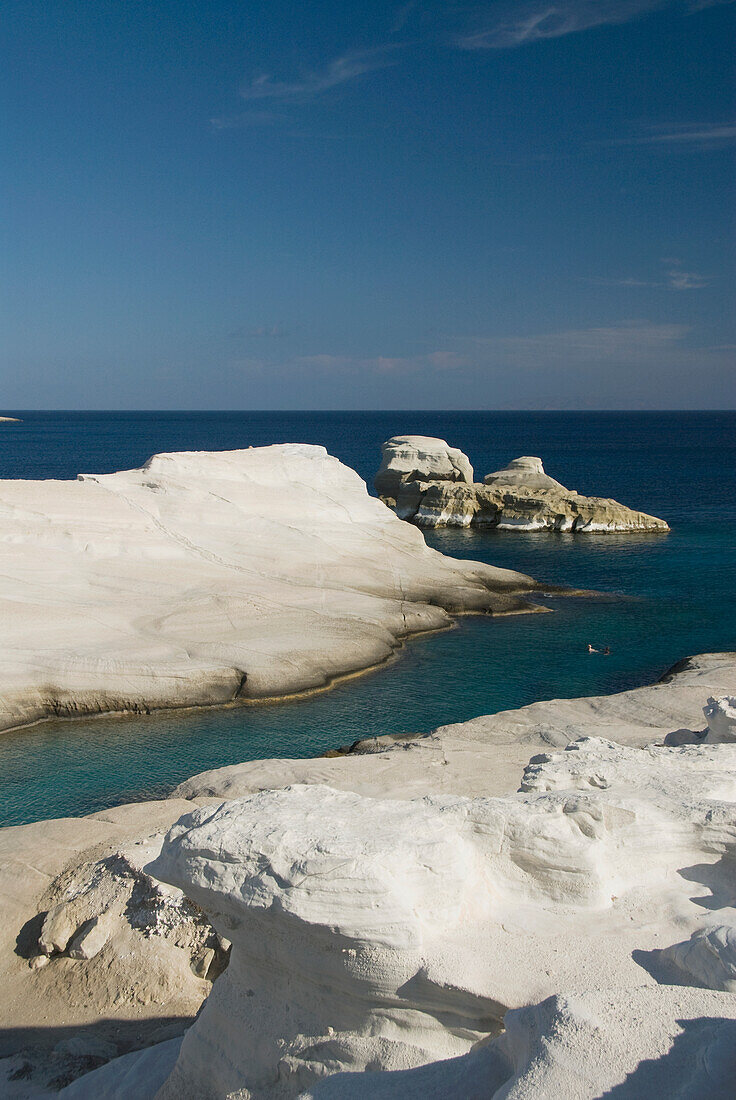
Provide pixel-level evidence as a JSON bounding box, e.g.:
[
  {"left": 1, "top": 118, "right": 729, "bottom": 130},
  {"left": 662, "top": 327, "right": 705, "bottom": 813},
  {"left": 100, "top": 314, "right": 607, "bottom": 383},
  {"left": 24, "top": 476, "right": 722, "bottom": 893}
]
[{"left": 1, "top": 411, "right": 734, "bottom": 826}]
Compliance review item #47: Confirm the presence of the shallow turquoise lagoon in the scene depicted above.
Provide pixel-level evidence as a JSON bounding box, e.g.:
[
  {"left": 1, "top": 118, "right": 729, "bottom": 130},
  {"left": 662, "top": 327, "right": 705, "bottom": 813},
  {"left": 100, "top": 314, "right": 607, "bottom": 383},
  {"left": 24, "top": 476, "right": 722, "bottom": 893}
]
[{"left": 1, "top": 411, "right": 734, "bottom": 825}]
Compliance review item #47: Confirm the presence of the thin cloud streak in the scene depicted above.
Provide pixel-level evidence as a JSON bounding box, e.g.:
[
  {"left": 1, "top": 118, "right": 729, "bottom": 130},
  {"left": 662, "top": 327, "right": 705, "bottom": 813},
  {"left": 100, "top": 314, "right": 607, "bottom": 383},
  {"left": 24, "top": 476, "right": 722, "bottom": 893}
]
[
  {"left": 663, "top": 259, "right": 710, "bottom": 290},
  {"left": 238, "top": 48, "right": 398, "bottom": 104},
  {"left": 586, "top": 258, "right": 710, "bottom": 290},
  {"left": 457, "top": 0, "right": 733, "bottom": 50},
  {"left": 297, "top": 350, "right": 467, "bottom": 374},
  {"left": 639, "top": 122, "right": 736, "bottom": 144},
  {"left": 463, "top": 321, "right": 694, "bottom": 366}
]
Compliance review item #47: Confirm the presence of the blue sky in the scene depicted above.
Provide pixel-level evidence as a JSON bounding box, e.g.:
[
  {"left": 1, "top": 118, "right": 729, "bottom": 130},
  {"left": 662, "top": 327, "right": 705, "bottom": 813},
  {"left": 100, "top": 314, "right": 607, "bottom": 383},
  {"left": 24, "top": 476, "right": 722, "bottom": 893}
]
[{"left": 2, "top": 0, "right": 734, "bottom": 409}]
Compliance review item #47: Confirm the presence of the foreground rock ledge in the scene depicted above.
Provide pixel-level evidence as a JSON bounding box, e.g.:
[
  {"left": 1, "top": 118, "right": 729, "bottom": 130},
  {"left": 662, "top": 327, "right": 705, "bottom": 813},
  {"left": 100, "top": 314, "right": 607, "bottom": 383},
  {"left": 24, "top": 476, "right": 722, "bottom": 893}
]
[
  {"left": 376, "top": 437, "right": 669, "bottom": 532},
  {"left": 60, "top": 696, "right": 736, "bottom": 1098},
  {"left": 1, "top": 654, "right": 734, "bottom": 1097},
  {"left": 0, "top": 444, "right": 546, "bottom": 733}
]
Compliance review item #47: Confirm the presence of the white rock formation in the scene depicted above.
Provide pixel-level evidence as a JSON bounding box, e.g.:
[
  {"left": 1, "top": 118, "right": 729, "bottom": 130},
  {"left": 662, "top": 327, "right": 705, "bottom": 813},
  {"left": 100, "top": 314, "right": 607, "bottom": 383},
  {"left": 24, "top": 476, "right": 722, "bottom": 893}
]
[
  {"left": 61, "top": 726, "right": 736, "bottom": 1098},
  {"left": 0, "top": 798, "right": 220, "bottom": 1095},
  {"left": 0, "top": 416, "right": 21, "bottom": 422},
  {"left": 0, "top": 445, "right": 542, "bottom": 732},
  {"left": 385, "top": 451, "right": 669, "bottom": 532},
  {"left": 483, "top": 455, "right": 567, "bottom": 491},
  {"left": 659, "top": 923, "right": 736, "bottom": 992},
  {"left": 705, "top": 696, "right": 736, "bottom": 742},
  {"left": 374, "top": 436, "right": 473, "bottom": 499},
  {"left": 301, "top": 986, "right": 736, "bottom": 1098},
  {"left": 174, "top": 652, "right": 735, "bottom": 805},
  {"left": 3, "top": 656, "right": 735, "bottom": 1097}
]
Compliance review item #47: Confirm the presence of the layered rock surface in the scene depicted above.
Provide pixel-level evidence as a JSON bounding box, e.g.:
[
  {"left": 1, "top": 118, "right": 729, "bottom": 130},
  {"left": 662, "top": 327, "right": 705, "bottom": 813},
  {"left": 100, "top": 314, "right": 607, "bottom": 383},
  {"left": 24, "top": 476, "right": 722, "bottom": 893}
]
[
  {"left": 377, "top": 438, "right": 669, "bottom": 531},
  {"left": 0, "top": 445, "right": 545, "bottom": 733},
  {"left": 2, "top": 656, "right": 734, "bottom": 1097},
  {"left": 303, "top": 987, "right": 736, "bottom": 1098},
  {"left": 62, "top": 725, "right": 736, "bottom": 1098},
  {"left": 374, "top": 436, "right": 473, "bottom": 499}
]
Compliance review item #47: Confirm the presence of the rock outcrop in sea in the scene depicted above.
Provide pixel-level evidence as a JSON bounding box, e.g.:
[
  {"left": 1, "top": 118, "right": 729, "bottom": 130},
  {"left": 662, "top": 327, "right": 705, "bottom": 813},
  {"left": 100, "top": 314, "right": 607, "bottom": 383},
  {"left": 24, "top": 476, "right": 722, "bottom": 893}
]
[{"left": 376, "top": 436, "right": 669, "bottom": 532}]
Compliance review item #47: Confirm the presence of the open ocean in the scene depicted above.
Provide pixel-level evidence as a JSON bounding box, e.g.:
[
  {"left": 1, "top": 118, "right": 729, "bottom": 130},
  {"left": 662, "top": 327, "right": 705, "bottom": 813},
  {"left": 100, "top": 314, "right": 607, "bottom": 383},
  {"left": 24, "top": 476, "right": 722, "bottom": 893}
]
[{"left": 1, "top": 410, "right": 734, "bottom": 825}]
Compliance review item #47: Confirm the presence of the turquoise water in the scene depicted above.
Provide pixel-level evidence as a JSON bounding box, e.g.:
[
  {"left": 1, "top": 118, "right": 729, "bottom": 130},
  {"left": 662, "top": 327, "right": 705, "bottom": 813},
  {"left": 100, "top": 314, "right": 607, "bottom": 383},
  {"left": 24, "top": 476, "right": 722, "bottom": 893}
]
[{"left": 1, "top": 411, "right": 734, "bottom": 825}]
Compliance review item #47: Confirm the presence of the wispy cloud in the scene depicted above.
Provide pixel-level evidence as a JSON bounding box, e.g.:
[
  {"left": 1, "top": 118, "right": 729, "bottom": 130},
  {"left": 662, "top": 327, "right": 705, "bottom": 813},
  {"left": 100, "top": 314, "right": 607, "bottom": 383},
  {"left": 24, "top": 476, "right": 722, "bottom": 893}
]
[
  {"left": 297, "top": 350, "right": 466, "bottom": 373},
  {"left": 238, "top": 48, "right": 397, "bottom": 104},
  {"left": 585, "top": 276, "right": 663, "bottom": 287},
  {"left": 457, "top": 0, "right": 733, "bottom": 50},
  {"left": 212, "top": 47, "right": 399, "bottom": 130},
  {"left": 662, "top": 258, "right": 710, "bottom": 289},
  {"left": 391, "top": 2, "right": 420, "bottom": 33},
  {"left": 229, "top": 349, "right": 468, "bottom": 377},
  {"left": 624, "top": 121, "right": 736, "bottom": 145},
  {"left": 465, "top": 320, "right": 693, "bottom": 365},
  {"left": 586, "top": 258, "right": 710, "bottom": 290}
]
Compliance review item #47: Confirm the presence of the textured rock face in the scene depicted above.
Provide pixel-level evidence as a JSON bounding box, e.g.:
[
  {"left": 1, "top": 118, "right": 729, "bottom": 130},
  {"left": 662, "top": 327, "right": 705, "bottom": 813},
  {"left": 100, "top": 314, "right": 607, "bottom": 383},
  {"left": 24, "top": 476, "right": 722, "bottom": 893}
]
[
  {"left": 0, "top": 798, "right": 221, "bottom": 1095},
  {"left": 391, "top": 454, "right": 669, "bottom": 532},
  {"left": 0, "top": 445, "right": 544, "bottom": 733},
  {"left": 374, "top": 436, "right": 473, "bottom": 499},
  {"left": 65, "top": 730, "right": 736, "bottom": 1098},
  {"left": 483, "top": 455, "right": 567, "bottom": 491},
  {"left": 302, "top": 987, "right": 736, "bottom": 1099},
  {"left": 659, "top": 923, "right": 736, "bottom": 992},
  {"left": 705, "top": 696, "right": 736, "bottom": 742},
  {"left": 172, "top": 652, "right": 736, "bottom": 806}
]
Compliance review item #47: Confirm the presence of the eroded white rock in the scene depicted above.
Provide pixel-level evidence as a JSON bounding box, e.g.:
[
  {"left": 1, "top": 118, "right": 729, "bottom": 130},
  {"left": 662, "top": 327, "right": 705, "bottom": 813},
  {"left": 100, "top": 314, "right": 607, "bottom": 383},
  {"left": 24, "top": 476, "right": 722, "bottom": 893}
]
[
  {"left": 300, "top": 986, "right": 736, "bottom": 1099},
  {"left": 483, "top": 455, "right": 568, "bottom": 491},
  {"left": 374, "top": 436, "right": 473, "bottom": 499},
  {"left": 659, "top": 922, "right": 736, "bottom": 992},
  {"left": 75, "top": 733, "right": 735, "bottom": 1099},
  {"left": 704, "top": 696, "right": 736, "bottom": 743},
  {"left": 0, "top": 445, "right": 541, "bottom": 732},
  {"left": 386, "top": 452, "right": 669, "bottom": 532}
]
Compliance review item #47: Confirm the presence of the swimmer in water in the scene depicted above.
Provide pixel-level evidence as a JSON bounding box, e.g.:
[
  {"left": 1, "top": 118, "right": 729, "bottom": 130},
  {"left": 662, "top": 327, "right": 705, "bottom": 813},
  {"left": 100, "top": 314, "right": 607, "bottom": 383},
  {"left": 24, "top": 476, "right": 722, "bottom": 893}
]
[{"left": 587, "top": 644, "right": 599, "bottom": 653}]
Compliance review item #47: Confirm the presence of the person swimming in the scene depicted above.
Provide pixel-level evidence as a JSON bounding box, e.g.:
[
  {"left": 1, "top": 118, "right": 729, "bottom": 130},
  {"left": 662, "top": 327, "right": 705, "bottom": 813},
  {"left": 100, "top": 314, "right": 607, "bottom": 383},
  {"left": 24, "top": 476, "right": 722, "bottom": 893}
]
[{"left": 587, "top": 643, "right": 599, "bottom": 653}]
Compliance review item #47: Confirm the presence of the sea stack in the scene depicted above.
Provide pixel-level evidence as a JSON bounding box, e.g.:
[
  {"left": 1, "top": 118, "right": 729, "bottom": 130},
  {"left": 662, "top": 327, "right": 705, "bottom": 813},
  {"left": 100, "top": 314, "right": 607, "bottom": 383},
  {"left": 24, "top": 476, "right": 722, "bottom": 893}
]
[{"left": 377, "top": 437, "right": 669, "bottom": 533}]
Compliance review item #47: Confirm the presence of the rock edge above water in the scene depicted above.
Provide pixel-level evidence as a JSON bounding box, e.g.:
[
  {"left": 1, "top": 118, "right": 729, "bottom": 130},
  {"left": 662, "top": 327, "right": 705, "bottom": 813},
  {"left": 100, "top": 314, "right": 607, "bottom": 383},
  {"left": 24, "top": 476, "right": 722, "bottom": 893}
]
[
  {"left": 376, "top": 437, "right": 669, "bottom": 532},
  {"left": 0, "top": 444, "right": 547, "bottom": 733}
]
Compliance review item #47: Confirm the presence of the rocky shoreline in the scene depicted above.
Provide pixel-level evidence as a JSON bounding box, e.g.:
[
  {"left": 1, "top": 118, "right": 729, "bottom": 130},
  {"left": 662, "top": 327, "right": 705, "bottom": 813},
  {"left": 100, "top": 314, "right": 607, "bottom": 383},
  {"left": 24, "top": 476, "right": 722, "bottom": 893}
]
[
  {"left": 0, "top": 445, "right": 551, "bottom": 735},
  {"left": 1, "top": 443, "right": 731, "bottom": 1098},
  {"left": 1, "top": 654, "right": 734, "bottom": 1097}
]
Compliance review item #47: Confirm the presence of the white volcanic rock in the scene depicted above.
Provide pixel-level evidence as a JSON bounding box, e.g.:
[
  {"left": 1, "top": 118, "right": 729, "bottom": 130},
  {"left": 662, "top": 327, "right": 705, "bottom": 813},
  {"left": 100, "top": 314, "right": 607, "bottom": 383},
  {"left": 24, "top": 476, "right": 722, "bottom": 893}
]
[
  {"left": 705, "top": 696, "right": 736, "bottom": 742},
  {"left": 483, "top": 455, "right": 567, "bottom": 491},
  {"left": 174, "top": 652, "right": 736, "bottom": 805},
  {"left": 62, "top": 728, "right": 736, "bottom": 1098},
  {"left": 0, "top": 799, "right": 223, "bottom": 1096},
  {"left": 659, "top": 923, "right": 736, "bottom": 992},
  {"left": 302, "top": 986, "right": 736, "bottom": 1099},
  {"left": 390, "top": 453, "right": 668, "bottom": 532},
  {"left": 374, "top": 436, "right": 473, "bottom": 499},
  {"left": 0, "top": 416, "right": 21, "bottom": 422},
  {"left": 0, "top": 445, "right": 542, "bottom": 732}
]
